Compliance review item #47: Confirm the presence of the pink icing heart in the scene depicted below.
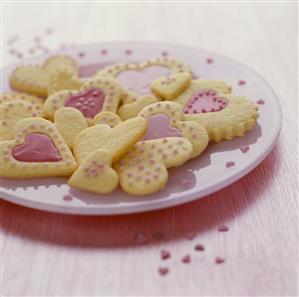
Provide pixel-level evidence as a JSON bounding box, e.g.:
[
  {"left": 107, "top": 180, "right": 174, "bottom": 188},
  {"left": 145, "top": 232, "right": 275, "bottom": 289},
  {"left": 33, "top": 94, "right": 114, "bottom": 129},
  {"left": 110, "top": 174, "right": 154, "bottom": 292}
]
[
  {"left": 143, "top": 114, "right": 182, "bottom": 140},
  {"left": 64, "top": 88, "right": 105, "bottom": 118},
  {"left": 184, "top": 90, "right": 228, "bottom": 114},
  {"left": 116, "top": 66, "right": 170, "bottom": 95},
  {"left": 12, "top": 133, "right": 62, "bottom": 162}
]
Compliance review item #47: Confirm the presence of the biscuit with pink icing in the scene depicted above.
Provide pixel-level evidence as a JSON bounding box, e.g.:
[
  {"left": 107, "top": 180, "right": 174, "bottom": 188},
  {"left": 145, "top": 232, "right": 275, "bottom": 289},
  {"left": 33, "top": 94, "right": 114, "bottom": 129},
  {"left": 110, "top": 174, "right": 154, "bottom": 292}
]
[
  {"left": 173, "top": 80, "right": 259, "bottom": 142},
  {"left": 138, "top": 101, "right": 209, "bottom": 158},
  {"left": 47, "top": 66, "right": 85, "bottom": 95},
  {"left": 151, "top": 72, "right": 192, "bottom": 100},
  {"left": 115, "top": 138, "right": 193, "bottom": 195},
  {"left": 10, "top": 55, "right": 78, "bottom": 97},
  {"left": 73, "top": 116, "right": 147, "bottom": 164},
  {"left": 0, "top": 118, "right": 77, "bottom": 178},
  {"left": 1, "top": 100, "right": 43, "bottom": 141},
  {"left": 54, "top": 107, "right": 88, "bottom": 148},
  {"left": 68, "top": 149, "right": 118, "bottom": 194},
  {"left": 93, "top": 111, "right": 122, "bottom": 127},
  {"left": 96, "top": 58, "right": 192, "bottom": 104},
  {"left": 43, "top": 77, "right": 122, "bottom": 124},
  {"left": 117, "top": 95, "right": 158, "bottom": 120}
]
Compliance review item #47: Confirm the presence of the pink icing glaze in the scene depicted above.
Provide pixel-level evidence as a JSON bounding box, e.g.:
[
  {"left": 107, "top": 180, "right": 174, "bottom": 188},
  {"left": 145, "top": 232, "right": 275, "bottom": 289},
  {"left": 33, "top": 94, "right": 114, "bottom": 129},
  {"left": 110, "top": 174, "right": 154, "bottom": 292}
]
[
  {"left": 184, "top": 90, "right": 229, "bottom": 114},
  {"left": 143, "top": 114, "right": 182, "bottom": 141},
  {"left": 116, "top": 65, "right": 170, "bottom": 94},
  {"left": 12, "top": 133, "right": 61, "bottom": 162},
  {"left": 64, "top": 88, "right": 105, "bottom": 118}
]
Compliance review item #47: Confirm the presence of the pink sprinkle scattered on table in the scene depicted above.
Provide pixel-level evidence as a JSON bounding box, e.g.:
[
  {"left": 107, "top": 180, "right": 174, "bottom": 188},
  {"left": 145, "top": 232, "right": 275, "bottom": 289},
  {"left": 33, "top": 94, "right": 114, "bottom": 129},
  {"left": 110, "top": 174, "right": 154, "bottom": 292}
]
[
  {"left": 206, "top": 58, "right": 213, "bottom": 64},
  {"left": 240, "top": 145, "right": 250, "bottom": 153},
  {"left": 238, "top": 80, "right": 246, "bottom": 85},
  {"left": 158, "top": 267, "right": 169, "bottom": 276},
  {"left": 134, "top": 232, "right": 148, "bottom": 244},
  {"left": 182, "top": 254, "right": 191, "bottom": 263},
  {"left": 181, "top": 179, "right": 192, "bottom": 188},
  {"left": 63, "top": 194, "right": 73, "bottom": 201},
  {"left": 257, "top": 99, "right": 265, "bottom": 105},
  {"left": 184, "top": 231, "right": 196, "bottom": 240},
  {"left": 226, "top": 161, "right": 235, "bottom": 168},
  {"left": 160, "top": 250, "right": 171, "bottom": 260},
  {"left": 215, "top": 257, "right": 226, "bottom": 264},
  {"left": 194, "top": 244, "right": 205, "bottom": 251},
  {"left": 217, "top": 224, "right": 229, "bottom": 232}
]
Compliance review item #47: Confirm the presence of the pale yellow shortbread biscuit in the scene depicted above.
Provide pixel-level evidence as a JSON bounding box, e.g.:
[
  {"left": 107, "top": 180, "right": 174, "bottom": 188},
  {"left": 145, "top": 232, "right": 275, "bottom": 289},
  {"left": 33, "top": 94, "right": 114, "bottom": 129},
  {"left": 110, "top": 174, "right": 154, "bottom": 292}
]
[
  {"left": 138, "top": 101, "right": 209, "bottom": 158},
  {"left": 43, "top": 77, "right": 122, "bottom": 124},
  {"left": 151, "top": 72, "right": 192, "bottom": 100},
  {"left": 0, "top": 118, "right": 77, "bottom": 178},
  {"left": 10, "top": 55, "right": 78, "bottom": 97},
  {"left": 173, "top": 80, "right": 259, "bottom": 142},
  {"left": 54, "top": 107, "right": 88, "bottom": 148},
  {"left": 117, "top": 95, "right": 158, "bottom": 120},
  {"left": 68, "top": 149, "right": 118, "bottom": 194},
  {"left": 115, "top": 138, "right": 193, "bottom": 195},
  {"left": 1, "top": 100, "right": 43, "bottom": 141},
  {"left": 73, "top": 116, "right": 147, "bottom": 164}
]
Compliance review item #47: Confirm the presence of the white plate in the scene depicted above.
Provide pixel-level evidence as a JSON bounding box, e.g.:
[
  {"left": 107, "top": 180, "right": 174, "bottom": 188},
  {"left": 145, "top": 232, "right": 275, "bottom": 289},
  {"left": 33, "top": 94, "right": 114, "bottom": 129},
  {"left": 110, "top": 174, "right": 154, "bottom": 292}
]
[{"left": 0, "top": 42, "right": 282, "bottom": 215}]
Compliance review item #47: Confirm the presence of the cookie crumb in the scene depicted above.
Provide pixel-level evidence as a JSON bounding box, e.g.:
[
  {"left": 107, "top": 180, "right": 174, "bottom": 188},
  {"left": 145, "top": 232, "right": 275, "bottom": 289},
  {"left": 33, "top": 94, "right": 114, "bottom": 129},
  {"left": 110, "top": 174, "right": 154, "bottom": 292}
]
[
  {"left": 63, "top": 194, "right": 73, "bottom": 201},
  {"left": 182, "top": 254, "right": 191, "bottom": 263},
  {"left": 158, "top": 267, "right": 169, "bottom": 276},
  {"left": 240, "top": 145, "right": 249, "bottom": 153},
  {"left": 134, "top": 232, "right": 148, "bottom": 244},
  {"left": 194, "top": 244, "right": 205, "bottom": 251},
  {"left": 215, "top": 257, "right": 225, "bottom": 264},
  {"left": 238, "top": 80, "right": 246, "bottom": 85},
  {"left": 161, "top": 250, "right": 171, "bottom": 260},
  {"left": 217, "top": 224, "right": 229, "bottom": 232},
  {"left": 226, "top": 161, "right": 235, "bottom": 168}
]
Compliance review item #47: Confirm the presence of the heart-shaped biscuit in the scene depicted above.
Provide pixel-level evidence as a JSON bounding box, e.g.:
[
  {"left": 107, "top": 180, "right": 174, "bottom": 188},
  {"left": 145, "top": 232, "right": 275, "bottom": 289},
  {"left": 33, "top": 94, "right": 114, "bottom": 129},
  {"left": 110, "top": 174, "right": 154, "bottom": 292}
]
[
  {"left": 0, "top": 118, "right": 77, "bottom": 178},
  {"left": 54, "top": 107, "right": 88, "bottom": 148},
  {"left": 115, "top": 137, "right": 193, "bottom": 195},
  {"left": 139, "top": 101, "right": 209, "bottom": 158},
  {"left": 151, "top": 72, "right": 192, "bottom": 100},
  {"left": 1, "top": 100, "right": 43, "bottom": 141},
  {"left": 117, "top": 95, "right": 158, "bottom": 120},
  {"left": 68, "top": 149, "right": 118, "bottom": 194},
  {"left": 73, "top": 116, "right": 147, "bottom": 164},
  {"left": 47, "top": 66, "right": 85, "bottom": 95},
  {"left": 44, "top": 77, "right": 122, "bottom": 124},
  {"left": 96, "top": 58, "right": 192, "bottom": 104},
  {"left": 0, "top": 92, "right": 44, "bottom": 111},
  {"left": 10, "top": 55, "right": 78, "bottom": 97},
  {"left": 173, "top": 80, "right": 259, "bottom": 142},
  {"left": 93, "top": 111, "right": 122, "bottom": 127}
]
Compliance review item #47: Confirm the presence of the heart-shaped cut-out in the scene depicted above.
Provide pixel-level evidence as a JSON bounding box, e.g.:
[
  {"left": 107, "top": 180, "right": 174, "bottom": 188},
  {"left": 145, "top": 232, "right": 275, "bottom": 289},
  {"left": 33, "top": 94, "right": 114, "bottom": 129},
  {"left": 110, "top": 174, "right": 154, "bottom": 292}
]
[
  {"left": 64, "top": 88, "right": 105, "bottom": 118},
  {"left": 116, "top": 65, "right": 170, "bottom": 95},
  {"left": 184, "top": 90, "right": 228, "bottom": 114},
  {"left": 12, "top": 133, "right": 62, "bottom": 162},
  {"left": 143, "top": 114, "right": 182, "bottom": 140}
]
